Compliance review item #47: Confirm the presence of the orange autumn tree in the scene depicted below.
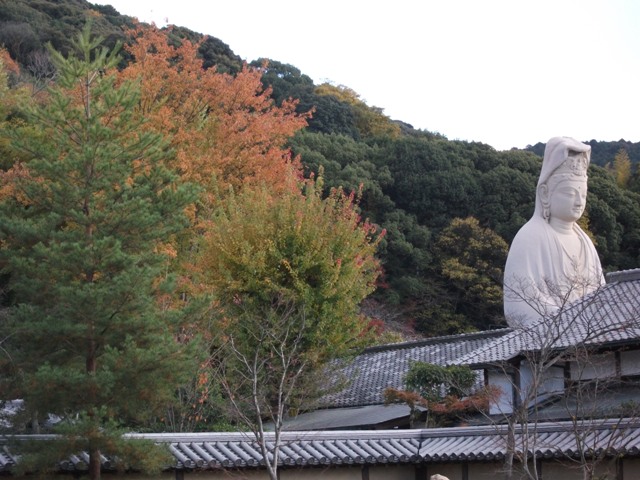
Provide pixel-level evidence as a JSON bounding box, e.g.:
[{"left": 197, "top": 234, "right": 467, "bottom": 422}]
[
  {"left": 0, "top": 48, "right": 34, "bottom": 201},
  {"left": 115, "top": 26, "right": 310, "bottom": 431},
  {"left": 118, "top": 24, "right": 309, "bottom": 211},
  {"left": 116, "top": 24, "right": 311, "bottom": 306}
]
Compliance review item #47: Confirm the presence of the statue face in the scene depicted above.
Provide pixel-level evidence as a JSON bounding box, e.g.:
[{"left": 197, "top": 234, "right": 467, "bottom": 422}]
[{"left": 548, "top": 177, "right": 587, "bottom": 224}]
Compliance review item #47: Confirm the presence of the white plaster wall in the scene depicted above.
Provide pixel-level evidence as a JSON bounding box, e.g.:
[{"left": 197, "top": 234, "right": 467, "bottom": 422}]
[
  {"left": 487, "top": 370, "right": 513, "bottom": 415},
  {"left": 369, "top": 464, "right": 415, "bottom": 480},
  {"left": 569, "top": 352, "right": 616, "bottom": 380},
  {"left": 519, "top": 360, "right": 564, "bottom": 407},
  {"left": 621, "top": 349, "right": 640, "bottom": 376}
]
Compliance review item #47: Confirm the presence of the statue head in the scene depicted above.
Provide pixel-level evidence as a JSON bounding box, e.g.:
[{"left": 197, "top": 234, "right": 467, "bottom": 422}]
[{"left": 535, "top": 137, "right": 591, "bottom": 225}]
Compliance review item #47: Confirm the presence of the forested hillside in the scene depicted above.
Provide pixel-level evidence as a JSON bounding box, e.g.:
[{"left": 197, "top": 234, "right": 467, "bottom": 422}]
[
  {"left": 1, "top": 4, "right": 640, "bottom": 470},
  {"left": 1, "top": 0, "right": 639, "bottom": 339}
]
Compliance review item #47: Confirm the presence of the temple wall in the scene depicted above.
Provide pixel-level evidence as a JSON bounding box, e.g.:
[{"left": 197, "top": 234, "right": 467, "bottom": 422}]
[
  {"left": 570, "top": 352, "right": 616, "bottom": 380},
  {"left": 487, "top": 370, "right": 514, "bottom": 415},
  {"left": 369, "top": 464, "right": 415, "bottom": 480},
  {"left": 95, "top": 456, "right": 640, "bottom": 479},
  {"left": 426, "top": 463, "right": 462, "bottom": 479},
  {"left": 621, "top": 349, "right": 640, "bottom": 376},
  {"left": 623, "top": 457, "right": 640, "bottom": 478}
]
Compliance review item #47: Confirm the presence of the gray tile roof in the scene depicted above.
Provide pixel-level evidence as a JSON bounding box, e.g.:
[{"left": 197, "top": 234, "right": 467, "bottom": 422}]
[
  {"left": 0, "top": 447, "right": 16, "bottom": 472},
  {"left": 279, "top": 404, "right": 413, "bottom": 431},
  {"left": 454, "top": 273, "right": 640, "bottom": 367},
  {"left": 417, "top": 419, "right": 640, "bottom": 462},
  {"left": 321, "top": 329, "right": 511, "bottom": 408},
  {"left": 4, "top": 419, "right": 640, "bottom": 472}
]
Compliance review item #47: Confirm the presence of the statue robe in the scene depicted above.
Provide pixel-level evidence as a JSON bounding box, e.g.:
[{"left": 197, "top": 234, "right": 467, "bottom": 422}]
[{"left": 503, "top": 216, "right": 604, "bottom": 327}]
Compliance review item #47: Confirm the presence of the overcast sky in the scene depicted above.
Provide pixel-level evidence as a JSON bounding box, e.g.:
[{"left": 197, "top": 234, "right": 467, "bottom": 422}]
[{"left": 94, "top": 0, "right": 640, "bottom": 151}]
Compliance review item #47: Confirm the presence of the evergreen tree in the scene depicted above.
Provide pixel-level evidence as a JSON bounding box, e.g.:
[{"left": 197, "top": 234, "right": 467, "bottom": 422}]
[
  {"left": 0, "top": 25, "right": 197, "bottom": 479},
  {"left": 611, "top": 148, "right": 632, "bottom": 188},
  {"left": 434, "top": 216, "right": 508, "bottom": 331}
]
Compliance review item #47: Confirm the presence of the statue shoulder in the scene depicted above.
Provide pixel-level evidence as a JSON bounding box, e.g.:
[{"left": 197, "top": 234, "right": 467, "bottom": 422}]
[
  {"left": 509, "top": 217, "right": 550, "bottom": 251},
  {"left": 505, "top": 217, "right": 556, "bottom": 278}
]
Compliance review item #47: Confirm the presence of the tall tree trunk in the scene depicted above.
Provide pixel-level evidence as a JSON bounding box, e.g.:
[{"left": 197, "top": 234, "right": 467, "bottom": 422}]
[
  {"left": 89, "top": 446, "right": 101, "bottom": 480},
  {"left": 87, "top": 338, "right": 99, "bottom": 480}
]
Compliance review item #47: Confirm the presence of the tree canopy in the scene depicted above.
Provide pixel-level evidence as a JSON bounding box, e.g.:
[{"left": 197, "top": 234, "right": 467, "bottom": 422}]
[
  {"left": 0, "top": 25, "right": 199, "bottom": 478},
  {"left": 199, "top": 177, "right": 384, "bottom": 363},
  {"left": 0, "top": 15, "right": 391, "bottom": 478}
]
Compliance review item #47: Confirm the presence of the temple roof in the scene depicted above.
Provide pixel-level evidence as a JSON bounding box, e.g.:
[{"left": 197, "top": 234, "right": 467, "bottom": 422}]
[
  {"left": 454, "top": 270, "right": 640, "bottom": 367},
  {"left": 3, "top": 419, "right": 639, "bottom": 473}
]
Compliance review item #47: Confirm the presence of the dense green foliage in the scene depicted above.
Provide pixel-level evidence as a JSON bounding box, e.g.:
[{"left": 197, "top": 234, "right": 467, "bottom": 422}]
[
  {"left": 0, "top": 0, "right": 242, "bottom": 73},
  {"left": 527, "top": 139, "right": 640, "bottom": 170},
  {"left": 288, "top": 127, "right": 640, "bottom": 334},
  {"left": 2, "top": 0, "right": 640, "bottom": 339},
  {"left": 405, "top": 362, "right": 477, "bottom": 402},
  {"left": 0, "top": 15, "right": 388, "bottom": 474},
  {"left": 249, "top": 59, "right": 359, "bottom": 138}
]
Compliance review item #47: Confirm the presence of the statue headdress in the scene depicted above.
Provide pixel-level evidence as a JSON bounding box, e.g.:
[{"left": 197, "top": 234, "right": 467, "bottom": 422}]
[
  {"left": 537, "top": 136, "right": 590, "bottom": 187},
  {"left": 535, "top": 137, "right": 591, "bottom": 221}
]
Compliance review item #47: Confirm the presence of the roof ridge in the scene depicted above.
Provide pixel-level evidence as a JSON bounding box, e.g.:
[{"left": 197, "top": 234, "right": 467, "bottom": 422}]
[
  {"left": 606, "top": 268, "right": 640, "bottom": 284},
  {"left": 123, "top": 422, "right": 617, "bottom": 442},
  {"left": 7, "top": 418, "right": 632, "bottom": 444},
  {"left": 362, "top": 328, "right": 512, "bottom": 354}
]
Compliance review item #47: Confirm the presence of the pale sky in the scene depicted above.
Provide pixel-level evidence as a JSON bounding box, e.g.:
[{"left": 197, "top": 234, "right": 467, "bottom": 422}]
[{"left": 94, "top": 0, "right": 640, "bottom": 151}]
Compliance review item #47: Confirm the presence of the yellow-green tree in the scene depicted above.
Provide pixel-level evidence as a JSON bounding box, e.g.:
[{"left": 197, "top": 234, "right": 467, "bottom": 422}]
[
  {"left": 202, "top": 178, "right": 383, "bottom": 358},
  {"left": 434, "top": 217, "right": 508, "bottom": 330},
  {"left": 315, "top": 83, "right": 400, "bottom": 138},
  {"left": 199, "top": 177, "right": 383, "bottom": 480},
  {"left": 610, "top": 148, "right": 632, "bottom": 188}
]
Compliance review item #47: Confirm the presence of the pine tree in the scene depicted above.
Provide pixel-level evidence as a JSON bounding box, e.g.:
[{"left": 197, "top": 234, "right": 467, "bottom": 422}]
[{"left": 0, "top": 25, "right": 197, "bottom": 479}]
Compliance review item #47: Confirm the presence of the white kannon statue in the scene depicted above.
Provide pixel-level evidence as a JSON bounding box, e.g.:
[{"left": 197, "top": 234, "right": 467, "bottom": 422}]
[{"left": 503, "top": 136, "right": 604, "bottom": 327}]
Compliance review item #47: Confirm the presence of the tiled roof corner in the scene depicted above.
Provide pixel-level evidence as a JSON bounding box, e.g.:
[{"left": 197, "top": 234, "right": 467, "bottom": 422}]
[
  {"left": 455, "top": 273, "right": 640, "bottom": 367},
  {"left": 606, "top": 268, "right": 640, "bottom": 284}
]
